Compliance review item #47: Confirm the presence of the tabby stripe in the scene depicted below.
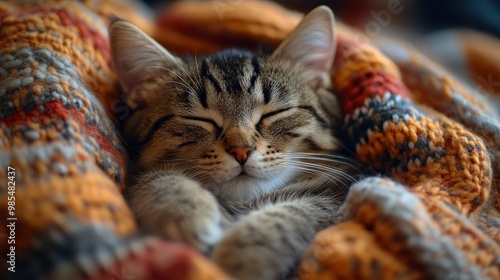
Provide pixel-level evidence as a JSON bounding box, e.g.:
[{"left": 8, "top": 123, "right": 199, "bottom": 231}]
[
  {"left": 249, "top": 56, "right": 260, "bottom": 92},
  {"left": 298, "top": 106, "right": 328, "bottom": 128},
  {"left": 139, "top": 114, "right": 174, "bottom": 146},
  {"left": 201, "top": 59, "right": 222, "bottom": 93},
  {"left": 198, "top": 87, "right": 208, "bottom": 108},
  {"left": 232, "top": 79, "right": 243, "bottom": 93},
  {"left": 303, "top": 137, "right": 322, "bottom": 151},
  {"left": 285, "top": 132, "right": 301, "bottom": 138},
  {"left": 263, "top": 83, "right": 272, "bottom": 104}
]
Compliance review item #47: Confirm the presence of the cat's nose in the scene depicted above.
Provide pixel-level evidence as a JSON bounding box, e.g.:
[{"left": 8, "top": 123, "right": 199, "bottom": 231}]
[{"left": 226, "top": 145, "right": 255, "bottom": 165}]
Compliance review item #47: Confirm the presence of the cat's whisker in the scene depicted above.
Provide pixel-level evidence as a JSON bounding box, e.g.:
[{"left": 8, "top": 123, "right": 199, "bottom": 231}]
[
  {"left": 147, "top": 58, "right": 199, "bottom": 92},
  {"left": 288, "top": 152, "right": 359, "bottom": 161},
  {"left": 157, "top": 163, "right": 209, "bottom": 182},
  {"left": 177, "top": 63, "right": 199, "bottom": 88},
  {"left": 146, "top": 66, "right": 197, "bottom": 93},
  {"left": 285, "top": 160, "right": 354, "bottom": 186},
  {"left": 273, "top": 71, "right": 287, "bottom": 90},
  {"left": 193, "top": 54, "right": 205, "bottom": 92},
  {"left": 288, "top": 151, "right": 365, "bottom": 164},
  {"left": 296, "top": 161, "right": 357, "bottom": 183},
  {"left": 158, "top": 80, "right": 194, "bottom": 92},
  {"left": 172, "top": 57, "right": 204, "bottom": 94},
  {"left": 281, "top": 163, "right": 347, "bottom": 190},
  {"left": 288, "top": 155, "right": 359, "bottom": 169},
  {"left": 289, "top": 154, "right": 363, "bottom": 165},
  {"left": 161, "top": 88, "right": 196, "bottom": 98},
  {"left": 273, "top": 173, "right": 288, "bottom": 188},
  {"left": 189, "top": 171, "right": 212, "bottom": 183},
  {"left": 270, "top": 52, "right": 289, "bottom": 89},
  {"left": 286, "top": 153, "right": 366, "bottom": 173},
  {"left": 282, "top": 162, "right": 333, "bottom": 178}
]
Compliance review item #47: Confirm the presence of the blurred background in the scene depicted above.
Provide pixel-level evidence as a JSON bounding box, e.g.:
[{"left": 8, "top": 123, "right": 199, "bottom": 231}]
[
  {"left": 141, "top": 0, "right": 500, "bottom": 38},
  {"left": 137, "top": 0, "right": 500, "bottom": 105}
]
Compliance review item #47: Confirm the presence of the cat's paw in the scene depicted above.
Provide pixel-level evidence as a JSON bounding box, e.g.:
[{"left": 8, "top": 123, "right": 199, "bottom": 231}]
[
  {"left": 212, "top": 234, "right": 280, "bottom": 280},
  {"left": 130, "top": 175, "right": 224, "bottom": 253},
  {"left": 211, "top": 205, "right": 314, "bottom": 280}
]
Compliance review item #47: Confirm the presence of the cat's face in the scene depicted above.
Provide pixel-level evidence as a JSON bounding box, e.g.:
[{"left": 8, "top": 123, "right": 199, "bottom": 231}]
[{"left": 110, "top": 7, "right": 339, "bottom": 200}]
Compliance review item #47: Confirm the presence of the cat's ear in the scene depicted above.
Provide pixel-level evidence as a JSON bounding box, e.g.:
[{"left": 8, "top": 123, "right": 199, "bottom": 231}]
[
  {"left": 271, "top": 6, "right": 336, "bottom": 87},
  {"left": 109, "top": 20, "right": 182, "bottom": 108}
]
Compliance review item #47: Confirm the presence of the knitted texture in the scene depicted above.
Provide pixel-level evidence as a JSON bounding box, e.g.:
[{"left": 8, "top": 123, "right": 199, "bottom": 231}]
[
  {"left": 0, "top": 1, "right": 227, "bottom": 279},
  {"left": 297, "top": 28, "right": 500, "bottom": 279}
]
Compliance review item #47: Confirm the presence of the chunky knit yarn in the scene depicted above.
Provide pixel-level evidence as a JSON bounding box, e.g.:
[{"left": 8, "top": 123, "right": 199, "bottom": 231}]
[{"left": 299, "top": 31, "right": 500, "bottom": 279}]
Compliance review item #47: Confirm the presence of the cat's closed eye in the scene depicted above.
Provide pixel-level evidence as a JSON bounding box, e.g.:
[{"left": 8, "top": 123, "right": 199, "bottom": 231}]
[
  {"left": 180, "top": 116, "right": 222, "bottom": 138},
  {"left": 257, "top": 107, "right": 296, "bottom": 132}
]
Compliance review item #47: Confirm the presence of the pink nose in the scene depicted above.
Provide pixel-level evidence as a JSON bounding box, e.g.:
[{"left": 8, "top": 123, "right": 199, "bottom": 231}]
[{"left": 226, "top": 145, "right": 255, "bottom": 164}]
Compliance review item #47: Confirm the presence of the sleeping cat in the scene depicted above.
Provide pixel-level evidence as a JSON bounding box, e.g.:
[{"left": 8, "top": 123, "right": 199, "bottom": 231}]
[{"left": 110, "top": 6, "right": 356, "bottom": 280}]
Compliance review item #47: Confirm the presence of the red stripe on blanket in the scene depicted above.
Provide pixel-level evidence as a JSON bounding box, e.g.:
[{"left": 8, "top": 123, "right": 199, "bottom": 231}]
[
  {"left": 88, "top": 241, "right": 217, "bottom": 280},
  {"left": 1, "top": 101, "right": 125, "bottom": 169},
  {"left": 56, "top": 9, "right": 111, "bottom": 67},
  {"left": 334, "top": 37, "right": 362, "bottom": 64},
  {"left": 339, "top": 71, "right": 410, "bottom": 116}
]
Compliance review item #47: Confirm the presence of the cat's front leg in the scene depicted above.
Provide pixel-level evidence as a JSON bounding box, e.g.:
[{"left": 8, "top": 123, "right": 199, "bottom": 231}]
[
  {"left": 127, "top": 172, "right": 224, "bottom": 253},
  {"left": 212, "top": 199, "right": 340, "bottom": 280}
]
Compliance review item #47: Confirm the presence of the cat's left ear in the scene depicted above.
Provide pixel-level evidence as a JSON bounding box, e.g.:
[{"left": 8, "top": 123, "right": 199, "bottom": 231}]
[
  {"left": 271, "top": 6, "right": 336, "bottom": 87},
  {"left": 109, "top": 19, "right": 183, "bottom": 108}
]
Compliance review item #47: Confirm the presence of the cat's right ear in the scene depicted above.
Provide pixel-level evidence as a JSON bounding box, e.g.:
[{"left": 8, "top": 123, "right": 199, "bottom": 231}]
[
  {"left": 271, "top": 6, "right": 336, "bottom": 89},
  {"left": 109, "top": 20, "right": 182, "bottom": 109}
]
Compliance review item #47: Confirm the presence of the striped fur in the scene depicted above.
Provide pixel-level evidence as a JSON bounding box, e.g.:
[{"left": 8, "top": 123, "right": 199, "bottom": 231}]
[{"left": 111, "top": 6, "right": 357, "bottom": 280}]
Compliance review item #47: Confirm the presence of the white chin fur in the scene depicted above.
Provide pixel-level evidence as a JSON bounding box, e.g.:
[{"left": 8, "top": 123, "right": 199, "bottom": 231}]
[{"left": 206, "top": 168, "right": 295, "bottom": 202}]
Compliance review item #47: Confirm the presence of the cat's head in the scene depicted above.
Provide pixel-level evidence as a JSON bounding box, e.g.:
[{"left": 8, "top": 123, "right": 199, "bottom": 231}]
[{"left": 110, "top": 6, "right": 340, "bottom": 200}]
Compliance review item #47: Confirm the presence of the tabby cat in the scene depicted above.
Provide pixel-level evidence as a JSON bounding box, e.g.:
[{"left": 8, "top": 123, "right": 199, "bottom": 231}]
[{"left": 110, "top": 6, "right": 355, "bottom": 280}]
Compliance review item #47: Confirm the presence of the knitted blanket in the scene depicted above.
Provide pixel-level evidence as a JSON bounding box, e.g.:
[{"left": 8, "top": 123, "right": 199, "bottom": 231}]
[{"left": 1, "top": 0, "right": 500, "bottom": 279}]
